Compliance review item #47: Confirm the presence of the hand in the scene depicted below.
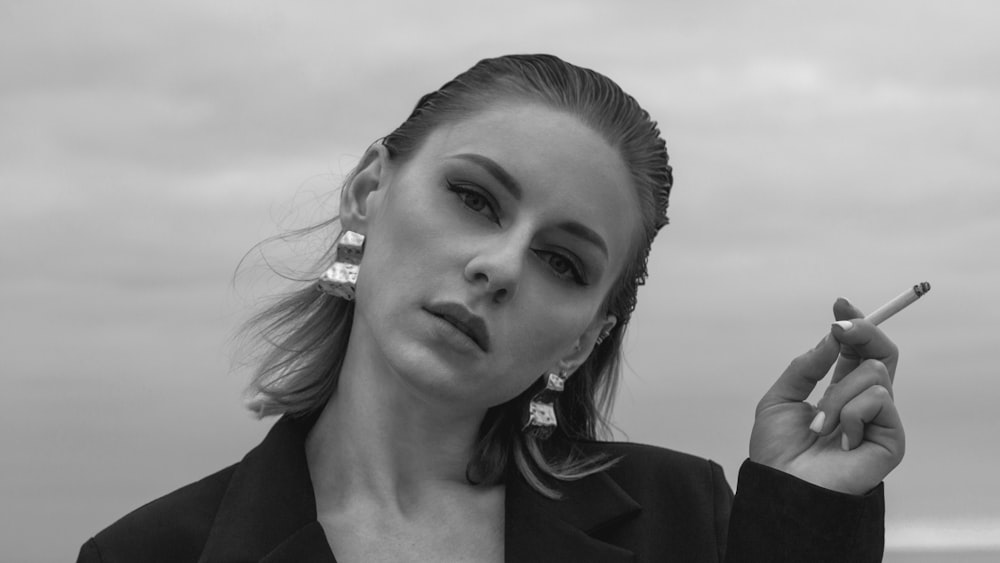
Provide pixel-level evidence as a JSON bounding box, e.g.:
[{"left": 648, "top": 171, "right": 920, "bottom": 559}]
[{"left": 749, "top": 298, "right": 905, "bottom": 495}]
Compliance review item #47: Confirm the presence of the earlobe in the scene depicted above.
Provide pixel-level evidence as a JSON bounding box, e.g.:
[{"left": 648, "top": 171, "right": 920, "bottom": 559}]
[{"left": 340, "top": 143, "right": 390, "bottom": 234}]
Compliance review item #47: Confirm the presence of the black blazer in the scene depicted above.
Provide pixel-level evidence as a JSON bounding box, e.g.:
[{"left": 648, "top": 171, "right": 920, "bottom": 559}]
[{"left": 78, "top": 416, "right": 884, "bottom": 562}]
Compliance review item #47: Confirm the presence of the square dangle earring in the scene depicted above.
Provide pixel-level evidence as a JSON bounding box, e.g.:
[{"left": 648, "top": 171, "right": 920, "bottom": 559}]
[
  {"left": 522, "top": 369, "right": 568, "bottom": 440},
  {"left": 317, "top": 230, "right": 365, "bottom": 300}
]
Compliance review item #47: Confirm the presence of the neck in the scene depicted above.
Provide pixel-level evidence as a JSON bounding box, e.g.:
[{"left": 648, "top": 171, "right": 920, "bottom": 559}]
[{"left": 304, "top": 319, "right": 490, "bottom": 513}]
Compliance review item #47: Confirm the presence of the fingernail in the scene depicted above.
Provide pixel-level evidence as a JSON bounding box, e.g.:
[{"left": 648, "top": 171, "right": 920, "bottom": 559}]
[
  {"left": 809, "top": 411, "right": 826, "bottom": 433},
  {"left": 841, "top": 433, "right": 850, "bottom": 451},
  {"left": 832, "top": 320, "right": 854, "bottom": 332}
]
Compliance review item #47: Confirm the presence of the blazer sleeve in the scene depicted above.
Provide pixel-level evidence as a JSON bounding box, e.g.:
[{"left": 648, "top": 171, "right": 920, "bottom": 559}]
[
  {"left": 723, "top": 460, "right": 885, "bottom": 563},
  {"left": 709, "top": 460, "right": 735, "bottom": 562}
]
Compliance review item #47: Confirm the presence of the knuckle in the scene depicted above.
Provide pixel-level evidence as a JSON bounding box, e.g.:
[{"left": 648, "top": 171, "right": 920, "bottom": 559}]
[
  {"left": 863, "top": 358, "right": 889, "bottom": 377},
  {"left": 869, "top": 384, "right": 892, "bottom": 401},
  {"left": 787, "top": 354, "right": 809, "bottom": 372}
]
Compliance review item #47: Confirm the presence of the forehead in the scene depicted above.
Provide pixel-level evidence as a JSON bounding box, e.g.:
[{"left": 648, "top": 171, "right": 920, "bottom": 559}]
[{"left": 405, "top": 103, "right": 641, "bottom": 274}]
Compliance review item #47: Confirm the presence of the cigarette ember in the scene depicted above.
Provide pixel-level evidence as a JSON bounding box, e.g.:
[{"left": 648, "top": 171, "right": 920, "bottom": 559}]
[
  {"left": 865, "top": 282, "right": 932, "bottom": 326},
  {"left": 912, "top": 281, "right": 931, "bottom": 297}
]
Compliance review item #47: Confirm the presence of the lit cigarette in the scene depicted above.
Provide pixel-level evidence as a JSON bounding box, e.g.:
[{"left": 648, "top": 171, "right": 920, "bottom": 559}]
[{"left": 865, "top": 282, "right": 931, "bottom": 326}]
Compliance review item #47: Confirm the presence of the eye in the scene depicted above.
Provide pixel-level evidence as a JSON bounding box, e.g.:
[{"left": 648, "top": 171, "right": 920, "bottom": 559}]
[
  {"left": 447, "top": 182, "right": 499, "bottom": 225},
  {"left": 535, "top": 250, "right": 587, "bottom": 285}
]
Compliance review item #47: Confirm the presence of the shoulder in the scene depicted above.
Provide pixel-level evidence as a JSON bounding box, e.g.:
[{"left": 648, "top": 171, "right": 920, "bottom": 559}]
[
  {"left": 578, "top": 440, "right": 727, "bottom": 481},
  {"left": 576, "top": 440, "right": 732, "bottom": 503},
  {"left": 578, "top": 440, "right": 718, "bottom": 467},
  {"left": 559, "top": 441, "right": 733, "bottom": 559},
  {"left": 79, "top": 464, "right": 238, "bottom": 563}
]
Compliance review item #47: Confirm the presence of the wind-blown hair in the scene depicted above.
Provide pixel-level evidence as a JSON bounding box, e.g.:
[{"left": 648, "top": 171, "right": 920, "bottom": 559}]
[{"left": 241, "top": 54, "right": 672, "bottom": 498}]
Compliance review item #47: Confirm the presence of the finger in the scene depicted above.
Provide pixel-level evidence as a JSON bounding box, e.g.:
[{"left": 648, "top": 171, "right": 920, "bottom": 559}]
[
  {"left": 830, "top": 318, "right": 899, "bottom": 384},
  {"left": 758, "top": 333, "right": 839, "bottom": 411},
  {"left": 810, "top": 359, "right": 892, "bottom": 435},
  {"left": 839, "top": 384, "right": 903, "bottom": 455},
  {"left": 831, "top": 297, "right": 865, "bottom": 382}
]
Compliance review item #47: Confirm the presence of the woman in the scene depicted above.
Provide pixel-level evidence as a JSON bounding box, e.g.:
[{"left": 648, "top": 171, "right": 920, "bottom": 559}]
[{"left": 78, "top": 54, "right": 902, "bottom": 562}]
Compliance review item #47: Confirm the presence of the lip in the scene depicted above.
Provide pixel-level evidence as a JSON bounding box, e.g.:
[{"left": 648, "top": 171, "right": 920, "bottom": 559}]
[{"left": 424, "top": 302, "right": 491, "bottom": 353}]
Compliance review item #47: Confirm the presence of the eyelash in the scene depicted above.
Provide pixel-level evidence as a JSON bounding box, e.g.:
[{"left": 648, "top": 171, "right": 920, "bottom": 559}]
[
  {"left": 446, "top": 181, "right": 588, "bottom": 286},
  {"left": 535, "top": 249, "right": 587, "bottom": 285},
  {"left": 447, "top": 181, "right": 500, "bottom": 224}
]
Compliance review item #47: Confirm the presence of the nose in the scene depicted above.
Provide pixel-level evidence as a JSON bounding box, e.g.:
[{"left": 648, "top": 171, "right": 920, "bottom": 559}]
[{"left": 464, "top": 237, "right": 524, "bottom": 305}]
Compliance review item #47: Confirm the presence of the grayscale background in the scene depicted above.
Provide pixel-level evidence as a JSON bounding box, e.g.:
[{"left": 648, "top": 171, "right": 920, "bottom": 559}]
[{"left": 2, "top": 1, "right": 997, "bottom": 561}]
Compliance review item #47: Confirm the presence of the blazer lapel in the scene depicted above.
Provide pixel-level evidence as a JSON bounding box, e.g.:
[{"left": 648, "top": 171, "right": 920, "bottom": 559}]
[
  {"left": 197, "top": 416, "right": 336, "bottom": 563},
  {"left": 505, "top": 468, "right": 641, "bottom": 562}
]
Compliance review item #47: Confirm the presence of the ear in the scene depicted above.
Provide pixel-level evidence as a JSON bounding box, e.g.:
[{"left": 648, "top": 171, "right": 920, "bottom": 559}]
[
  {"left": 340, "top": 143, "right": 390, "bottom": 235},
  {"left": 554, "top": 314, "right": 618, "bottom": 376}
]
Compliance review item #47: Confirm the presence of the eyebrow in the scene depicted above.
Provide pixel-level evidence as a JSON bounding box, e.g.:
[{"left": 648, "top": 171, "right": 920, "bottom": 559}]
[
  {"left": 447, "top": 153, "right": 522, "bottom": 200},
  {"left": 446, "top": 152, "right": 609, "bottom": 258},
  {"left": 558, "top": 221, "right": 608, "bottom": 258}
]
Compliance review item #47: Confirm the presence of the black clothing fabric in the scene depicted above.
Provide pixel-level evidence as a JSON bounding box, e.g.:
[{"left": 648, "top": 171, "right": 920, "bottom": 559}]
[{"left": 78, "top": 415, "right": 884, "bottom": 562}]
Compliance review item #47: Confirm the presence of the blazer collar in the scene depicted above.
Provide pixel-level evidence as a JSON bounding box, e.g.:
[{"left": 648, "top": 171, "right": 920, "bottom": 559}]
[
  {"left": 198, "top": 416, "right": 641, "bottom": 562},
  {"left": 198, "top": 415, "right": 336, "bottom": 562}
]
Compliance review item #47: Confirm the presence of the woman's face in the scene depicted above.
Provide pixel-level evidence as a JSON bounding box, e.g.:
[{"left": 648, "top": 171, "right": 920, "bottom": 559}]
[{"left": 352, "top": 102, "right": 641, "bottom": 411}]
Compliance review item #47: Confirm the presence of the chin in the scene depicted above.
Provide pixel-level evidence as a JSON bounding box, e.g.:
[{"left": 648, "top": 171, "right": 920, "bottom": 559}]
[
  {"left": 382, "top": 340, "right": 478, "bottom": 400},
  {"left": 389, "top": 346, "right": 529, "bottom": 411}
]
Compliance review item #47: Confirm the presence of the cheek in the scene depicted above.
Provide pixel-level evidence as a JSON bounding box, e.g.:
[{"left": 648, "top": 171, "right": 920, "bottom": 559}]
[
  {"left": 480, "top": 308, "right": 592, "bottom": 406},
  {"left": 356, "top": 187, "right": 442, "bottom": 294},
  {"left": 503, "top": 301, "right": 596, "bottom": 373}
]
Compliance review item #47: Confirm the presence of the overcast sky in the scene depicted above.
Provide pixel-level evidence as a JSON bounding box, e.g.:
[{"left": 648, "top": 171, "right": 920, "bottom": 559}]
[{"left": 2, "top": 1, "right": 999, "bottom": 560}]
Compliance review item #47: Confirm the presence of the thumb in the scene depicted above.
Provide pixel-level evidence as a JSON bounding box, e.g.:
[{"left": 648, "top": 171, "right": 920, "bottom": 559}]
[
  {"left": 833, "top": 296, "right": 866, "bottom": 322},
  {"left": 758, "top": 332, "right": 839, "bottom": 412}
]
